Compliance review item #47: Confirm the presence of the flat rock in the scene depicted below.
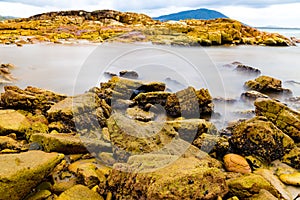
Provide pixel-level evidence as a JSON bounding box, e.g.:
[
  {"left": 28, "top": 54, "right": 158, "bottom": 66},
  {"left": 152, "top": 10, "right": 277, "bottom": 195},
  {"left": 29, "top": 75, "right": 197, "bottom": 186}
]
[
  {"left": 56, "top": 184, "right": 104, "bottom": 200},
  {"left": 30, "top": 133, "right": 112, "bottom": 154},
  {"left": 0, "top": 150, "right": 64, "bottom": 200},
  {"left": 0, "top": 109, "right": 31, "bottom": 135}
]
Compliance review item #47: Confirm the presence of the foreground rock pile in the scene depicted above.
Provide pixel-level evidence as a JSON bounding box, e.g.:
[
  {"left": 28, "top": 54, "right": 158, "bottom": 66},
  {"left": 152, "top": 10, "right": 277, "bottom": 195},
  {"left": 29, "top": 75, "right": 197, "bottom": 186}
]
[
  {"left": 0, "top": 74, "right": 300, "bottom": 199},
  {"left": 0, "top": 10, "right": 294, "bottom": 46}
]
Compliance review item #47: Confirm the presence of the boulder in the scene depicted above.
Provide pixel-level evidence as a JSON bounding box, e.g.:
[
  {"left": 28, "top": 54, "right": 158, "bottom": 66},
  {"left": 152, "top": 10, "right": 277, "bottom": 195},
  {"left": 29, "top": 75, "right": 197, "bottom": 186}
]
[
  {"left": 255, "top": 98, "right": 300, "bottom": 142},
  {"left": 245, "top": 76, "right": 292, "bottom": 94},
  {"left": 30, "top": 133, "right": 112, "bottom": 154},
  {"left": 0, "top": 86, "right": 66, "bottom": 113},
  {"left": 0, "top": 109, "right": 31, "bottom": 135},
  {"left": 56, "top": 184, "right": 104, "bottom": 200},
  {"left": 47, "top": 92, "right": 111, "bottom": 133},
  {"left": 0, "top": 151, "right": 64, "bottom": 200},
  {"left": 230, "top": 116, "right": 295, "bottom": 162},
  {"left": 226, "top": 174, "right": 280, "bottom": 199},
  {"left": 107, "top": 156, "right": 228, "bottom": 199},
  {"left": 165, "top": 87, "right": 213, "bottom": 118}
]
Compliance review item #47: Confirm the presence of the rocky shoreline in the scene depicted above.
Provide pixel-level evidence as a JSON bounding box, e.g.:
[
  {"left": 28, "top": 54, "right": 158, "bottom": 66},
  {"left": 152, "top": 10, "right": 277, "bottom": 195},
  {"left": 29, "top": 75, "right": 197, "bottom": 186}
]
[
  {"left": 0, "top": 10, "right": 295, "bottom": 47},
  {"left": 0, "top": 67, "right": 300, "bottom": 199}
]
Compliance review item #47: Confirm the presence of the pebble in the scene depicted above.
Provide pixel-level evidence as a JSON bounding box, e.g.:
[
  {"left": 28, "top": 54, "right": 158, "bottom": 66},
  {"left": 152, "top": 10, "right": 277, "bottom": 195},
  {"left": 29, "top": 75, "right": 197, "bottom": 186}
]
[{"left": 223, "top": 153, "right": 252, "bottom": 174}]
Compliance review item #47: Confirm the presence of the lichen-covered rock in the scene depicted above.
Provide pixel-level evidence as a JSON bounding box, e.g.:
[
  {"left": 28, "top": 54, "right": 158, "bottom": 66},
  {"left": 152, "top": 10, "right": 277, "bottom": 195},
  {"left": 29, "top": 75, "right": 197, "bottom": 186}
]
[
  {"left": 165, "top": 87, "right": 213, "bottom": 118},
  {"left": 30, "top": 133, "right": 112, "bottom": 154},
  {"left": 226, "top": 174, "right": 280, "bottom": 199},
  {"left": 0, "top": 109, "right": 31, "bottom": 135},
  {"left": 223, "top": 154, "right": 252, "bottom": 174},
  {"left": 0, "top": 86, "right": 66, "bottom": 112},
  {"left": 56, "top": 184, "right": 104, "bottom": 200},
  {"left": 47, "top": 92, "right": 111, "bottom": 134},
  {"left": 0, "top": 151, "right": 64, "bottom": 200},
  {"left": 255, "top": 98, "right": 300, "bottom": 142},
  {"left": 281, "top": 147, "right": 300, "bottom": 169},
  {"left": 106, "top": 156, "right": 228, "bottom": 199},
  {"left": 230, "top": 116, "right": 295, "bottom": 162},
  {"left": 245, "top": 76, "right": 292, "bottom": 94}
]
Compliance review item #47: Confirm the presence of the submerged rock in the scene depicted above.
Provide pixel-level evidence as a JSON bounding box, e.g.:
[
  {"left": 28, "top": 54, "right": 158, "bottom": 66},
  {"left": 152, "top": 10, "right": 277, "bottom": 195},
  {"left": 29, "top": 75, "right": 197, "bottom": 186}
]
[
  {"left": 255, "top": 98, "right": 300, "bottom": 142},
  {"left": 107, "top": 156, "right": 228, "bottom": 199},
  {"left": 245, "top": 75, "right": 292, "bottom": 94},
  {"left": 230, "top": 116, "right": 295, "bottom": 162},
  {"left": 0, "top": 151, "right": 64, "bottom": 200}
]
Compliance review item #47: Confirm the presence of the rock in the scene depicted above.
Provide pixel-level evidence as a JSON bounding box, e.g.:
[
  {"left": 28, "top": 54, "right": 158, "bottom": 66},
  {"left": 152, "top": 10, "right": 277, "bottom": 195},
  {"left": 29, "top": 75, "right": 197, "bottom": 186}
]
[
  {"left": 165, "top": 87, "right": 213, "bottom": 118},
  {"left": 264, "top": 38, "right": 277, "bottom": 46},
  {"left": 104, "top": 72, "right": 117, "bottom": 78},
  {"left": 241, "top": 90, "right": 269, "bottom": 101},
  {"left": 125, "top": 106, "right": 155, "bottom": 122},
  {"left": 255, "top": 98, "right": 300, "bottom": 142},
  {"left": 0, "top": 86, "right": 66, "bottom": 113},
  {"left": 208, "top": 31, "right": 222, "bottom": 45},
  {"left": 24, "top": 190, "right": 52, "bottom": 200},
  {"left": 234, "top": 64, "right": 261, "bottom": 75},
  {"left": 56, "top": 184, "right": 104, "bottom": 200},
  {"left": 30, "top": 133, "right": 112, "bottom": 154},
  {"left": 0, "top": 109, "right": 31, "bottom": 135},
  {"left": 245, "top": 75, "right": 292, "bottom": 94},
  {"left": 47, "top": 92, "right": 111, "bottom": 133},
  {"left": 282, "top": 147, "right": 300, "bottom": 169},
  {"left": 119, "top": 70, "right": 139, "bottom": 79},
  {"left": 0, "top": 136, "right": 23, "bottom": 151},
  {"left": 226, "top": 174, "right": 280, "bottom": 199},
  {"left": 279, "top": 173, "right": 300, "bottom": 186},
  {"left": 247, "top": 189, "right": 278, "bottom": 200},
  {"left": 230, "top": 116, "right": 295, "bottom": 162},
  {"left": 133, "top": 91, "right": 171, "bottom": 107},
  {"left": 0, "top": 63, "right": 16, "bottom": 82},
  {"left": 223, "top": 154, "right": 252, "bottom": 174},
  {"left": 107, "top": 157, "right": 228, "bottom": 199},
  {"left": 0, "top": 151, "right": 64, "bottom": 200},
  {"left": 291, "top": 37, "right": 300, "bottom": 43}
]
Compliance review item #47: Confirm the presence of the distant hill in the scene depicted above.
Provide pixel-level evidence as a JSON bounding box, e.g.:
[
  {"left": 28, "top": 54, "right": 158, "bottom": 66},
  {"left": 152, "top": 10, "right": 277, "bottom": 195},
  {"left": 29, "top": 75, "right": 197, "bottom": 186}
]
[
  {"left": 154, "top": 8, "right": 228, "bottom": 21},
  {"left": 0, "top": 15, "right": 16, "bottom": 21}
]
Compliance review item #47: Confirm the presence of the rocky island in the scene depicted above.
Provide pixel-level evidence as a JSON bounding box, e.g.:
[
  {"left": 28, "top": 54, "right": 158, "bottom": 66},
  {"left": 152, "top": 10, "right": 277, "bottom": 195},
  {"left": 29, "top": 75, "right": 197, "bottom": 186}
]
[{"left": 0, "top": 10, "right": 294, "bottom": 46}]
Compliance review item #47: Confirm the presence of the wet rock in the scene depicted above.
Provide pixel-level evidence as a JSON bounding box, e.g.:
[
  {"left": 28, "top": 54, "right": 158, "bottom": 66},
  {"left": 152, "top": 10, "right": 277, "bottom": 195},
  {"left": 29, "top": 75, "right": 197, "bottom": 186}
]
[
  {"left": 0, "top": 86, "right": 66, "bottom": 113},
  {"left": 223, "top": 154, "right": 252, "bottom": 174},
  {"left": 282, "top": 147, "right": 300, "bottom": 169},
  {"left": 0, "top": 150, "right": 64, "bottom": 200},
  {"left": 0, "top": 109, "right": 31, "bottom": 135},
  {"left": 264, "top": 38, "right": 277, "bottom": 46},
  {"left": 56, "top": 184, "right": 104, "bottom": 200},
  {"left": 226, "top": 174, "right": 280, "bottom": 199},
  {"left": 30, "top": 133, "right": 112, "bottom": 154},
  {"left": 255, "top": 98, "right": 300, "bottom": 142},
  {"left": 234, "top": 64, "right": 261, "bottom": 75},
  {"left": 107, "top": 156, "right": 228, "bottom": 199},
  {"left": 165, "top": 87, "right": 213, "bottom": 118},
  {"left": 230, "top": 116, "right": 295, "bottom": 162},
  {"left": 241, "top": 90, "right": 269, "bottom": 101},
  {"left": 279, "top": 172, "right": 300, "bottom": 186},
  {"left": 119, "top": 70, "right": 139, "bottom": 79},
  {"left": 47, "top": 92, "right": 111, "bottom": 133},
  {"left": 245, "top": 75, "right": 292, "bottom": 94}
]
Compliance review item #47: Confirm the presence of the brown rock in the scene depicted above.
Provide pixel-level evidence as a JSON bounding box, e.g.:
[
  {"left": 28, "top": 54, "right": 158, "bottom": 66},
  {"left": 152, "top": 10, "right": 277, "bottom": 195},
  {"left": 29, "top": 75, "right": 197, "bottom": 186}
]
[{"left": 223, "top": 154, "right": 252, "bottom": 174}]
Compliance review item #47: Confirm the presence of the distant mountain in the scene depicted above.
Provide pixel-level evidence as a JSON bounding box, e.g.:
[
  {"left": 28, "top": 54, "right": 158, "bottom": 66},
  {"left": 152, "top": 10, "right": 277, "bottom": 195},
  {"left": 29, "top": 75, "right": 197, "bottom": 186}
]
[
  {"left": 0, "top": 15, "right": 16, "bottom": 21},
  {"left": 154, "top": 8, "right": 228, "bottom": 21}
]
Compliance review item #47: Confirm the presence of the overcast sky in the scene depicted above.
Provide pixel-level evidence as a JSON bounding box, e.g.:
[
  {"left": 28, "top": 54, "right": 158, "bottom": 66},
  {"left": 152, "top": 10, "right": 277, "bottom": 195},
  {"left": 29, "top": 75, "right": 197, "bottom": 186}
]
[{"left": 0, "top": 0, "right": 299, "bottom": 28}]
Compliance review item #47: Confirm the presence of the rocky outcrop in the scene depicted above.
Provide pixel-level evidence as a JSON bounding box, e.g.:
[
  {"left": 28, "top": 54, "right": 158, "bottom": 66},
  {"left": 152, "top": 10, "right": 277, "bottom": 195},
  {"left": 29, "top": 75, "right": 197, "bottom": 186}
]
[
  {"left": 0, "top": 86, "right": 66, "bottom": 113},
  {"left": 255, "top": 98, "right": 300, "bottom": 142},
  {"left": 106, "top": 156, "right": 228, "bottom": 199},
  {"left": 230, "top": 116, "right": 295, "bottom": 162},
  {"left": 245, "top": 76, "right": 292, "bottom": 94},
  {"left": 0, "top": 151, "right": 64, "bottom": 200}
]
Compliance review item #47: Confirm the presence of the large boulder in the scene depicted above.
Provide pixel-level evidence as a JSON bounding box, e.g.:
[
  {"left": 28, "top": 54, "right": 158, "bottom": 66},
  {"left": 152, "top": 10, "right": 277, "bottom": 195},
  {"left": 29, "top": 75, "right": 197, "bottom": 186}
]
[
  {"left": 230, "top": 116, "right": 295, "bottom": 162},
  {"left": 0, "top": 151, "right": 64, "bottom": 200},
  {"left": 0, "top": 86, "right": 66, "bottom": 113},
  {"left": 245, "top": 76, "right": 292, "bottom": 94},
  {"left": 106, "top": 156, "right": 228, "bottom": 199},
  {"left": 47, "top": 92, "right": 111, "bottom": 134},
  {"left": 0, "top": 109, "right": 31, "bottom": 135},
  {"left": 255, "top": 98, "right": 300, "bottom": 142}
]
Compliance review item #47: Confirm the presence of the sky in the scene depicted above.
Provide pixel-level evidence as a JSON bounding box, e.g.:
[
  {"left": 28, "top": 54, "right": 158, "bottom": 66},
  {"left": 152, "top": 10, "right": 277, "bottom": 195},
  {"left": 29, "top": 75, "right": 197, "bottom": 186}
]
[{"left": 0, "top": 0, "right": 299, "bottom": 28}]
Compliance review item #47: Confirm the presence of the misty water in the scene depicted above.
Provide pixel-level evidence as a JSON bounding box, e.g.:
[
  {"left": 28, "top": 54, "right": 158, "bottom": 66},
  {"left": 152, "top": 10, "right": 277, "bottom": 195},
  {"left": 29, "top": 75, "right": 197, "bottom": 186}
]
[{"left": 0, "top": 43, "right": 300, "bottom": 128}]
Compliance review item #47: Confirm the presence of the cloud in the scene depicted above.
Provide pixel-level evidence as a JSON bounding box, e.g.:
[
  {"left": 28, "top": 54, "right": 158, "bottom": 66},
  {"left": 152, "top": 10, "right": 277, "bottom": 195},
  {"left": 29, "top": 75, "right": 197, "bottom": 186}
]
[{"left": 0, "top": 0, "right": 300, "bottom": 10}]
